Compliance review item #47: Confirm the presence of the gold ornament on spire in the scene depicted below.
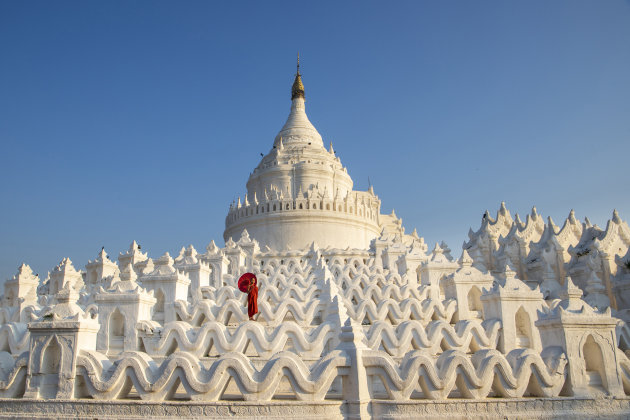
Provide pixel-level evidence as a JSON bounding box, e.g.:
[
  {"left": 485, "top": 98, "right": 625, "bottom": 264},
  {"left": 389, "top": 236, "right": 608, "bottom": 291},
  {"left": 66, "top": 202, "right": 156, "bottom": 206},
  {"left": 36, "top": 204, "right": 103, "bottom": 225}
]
[{"left": 291, "top": 52, "right": 305, "bottom": 100}]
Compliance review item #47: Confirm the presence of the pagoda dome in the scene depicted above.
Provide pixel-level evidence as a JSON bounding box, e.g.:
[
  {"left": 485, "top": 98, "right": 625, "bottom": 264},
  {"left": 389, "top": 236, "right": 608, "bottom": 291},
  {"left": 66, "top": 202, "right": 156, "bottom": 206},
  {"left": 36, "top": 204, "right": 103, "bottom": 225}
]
[{"left": 223, "top": 60, "right": 383, "bottom": 251}]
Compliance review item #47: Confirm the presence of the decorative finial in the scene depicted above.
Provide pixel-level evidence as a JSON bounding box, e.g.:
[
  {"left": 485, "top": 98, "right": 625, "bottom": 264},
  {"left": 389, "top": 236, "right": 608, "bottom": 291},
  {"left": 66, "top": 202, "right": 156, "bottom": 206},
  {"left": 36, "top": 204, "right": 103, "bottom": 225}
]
[{"left": 291, "top": 53, "right": 305, "bottom": 100}]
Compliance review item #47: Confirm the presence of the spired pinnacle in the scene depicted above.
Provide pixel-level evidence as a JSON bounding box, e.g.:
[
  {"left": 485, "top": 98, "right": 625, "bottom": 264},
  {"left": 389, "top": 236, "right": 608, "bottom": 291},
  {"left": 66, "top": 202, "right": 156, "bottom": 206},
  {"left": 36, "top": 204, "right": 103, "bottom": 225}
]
[
  {"left": 274, "top": 52, "right": 322, "bottom": 148},
  {"left": 291, "top": 52, "right": 305, "bottom": 100}
]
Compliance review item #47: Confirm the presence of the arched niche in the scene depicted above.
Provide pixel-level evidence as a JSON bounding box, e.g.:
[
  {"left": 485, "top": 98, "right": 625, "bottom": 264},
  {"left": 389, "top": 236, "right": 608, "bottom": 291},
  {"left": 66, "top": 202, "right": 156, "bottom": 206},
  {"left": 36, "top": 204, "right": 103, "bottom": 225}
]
[
  {"left": 40, "top": 337, "right": 61, "bottom": 399},
  {"left": 467, "top": 286, "right": 483, "bottom": 319},
  {"left": 438, "top": 276, "right": 446, "bottom": 299},
  {"left": 154, "top": 289, "right": 165, "bottom": 323},
  {"left": 108, "top": 309, "right": 125, "bottom": 355},
  {"left": 515, "top": 307, "right": 533, "bottom": 349},
  {"left": 583, "top": 334, "right": 608, "bottom": 392}
]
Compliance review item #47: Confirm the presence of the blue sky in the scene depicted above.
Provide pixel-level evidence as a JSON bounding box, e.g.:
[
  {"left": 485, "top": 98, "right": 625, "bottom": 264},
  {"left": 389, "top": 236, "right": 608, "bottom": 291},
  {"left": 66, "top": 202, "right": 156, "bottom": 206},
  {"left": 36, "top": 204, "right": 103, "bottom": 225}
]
[{"left": 1, "top": 1, "right": 629, "bottom": 282}]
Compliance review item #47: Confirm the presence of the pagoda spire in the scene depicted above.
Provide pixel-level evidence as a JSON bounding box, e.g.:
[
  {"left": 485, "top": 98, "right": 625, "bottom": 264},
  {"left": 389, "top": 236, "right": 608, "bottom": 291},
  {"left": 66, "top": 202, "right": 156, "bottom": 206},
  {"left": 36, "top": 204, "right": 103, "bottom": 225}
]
[
  {"left": 291, "top": 52, "right": 305, "bottom": 100},
  {"left": 273, "top": 53, "right": 323, "bottom": 148}
]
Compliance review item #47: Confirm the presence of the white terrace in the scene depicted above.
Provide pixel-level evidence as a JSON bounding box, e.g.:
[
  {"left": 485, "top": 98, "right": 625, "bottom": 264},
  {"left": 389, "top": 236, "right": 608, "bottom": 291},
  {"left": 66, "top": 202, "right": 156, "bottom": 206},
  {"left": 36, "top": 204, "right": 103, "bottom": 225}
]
[{"left": 1, "top": 65, "right": 630, "bottom": 419}]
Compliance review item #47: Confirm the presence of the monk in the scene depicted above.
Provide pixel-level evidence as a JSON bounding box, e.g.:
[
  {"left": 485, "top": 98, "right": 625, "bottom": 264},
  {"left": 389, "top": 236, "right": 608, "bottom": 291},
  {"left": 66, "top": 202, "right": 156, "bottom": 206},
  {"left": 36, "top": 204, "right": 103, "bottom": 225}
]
[{"left": 247, "top": 276, "right": 258, "bottom": 320}]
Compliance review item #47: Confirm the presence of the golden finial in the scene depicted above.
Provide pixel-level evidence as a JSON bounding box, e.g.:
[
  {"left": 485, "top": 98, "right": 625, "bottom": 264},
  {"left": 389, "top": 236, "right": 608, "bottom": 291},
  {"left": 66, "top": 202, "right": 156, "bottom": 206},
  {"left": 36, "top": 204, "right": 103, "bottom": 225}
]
[{"left": 291, "top": 52, "right": 305, "bottom": 100}]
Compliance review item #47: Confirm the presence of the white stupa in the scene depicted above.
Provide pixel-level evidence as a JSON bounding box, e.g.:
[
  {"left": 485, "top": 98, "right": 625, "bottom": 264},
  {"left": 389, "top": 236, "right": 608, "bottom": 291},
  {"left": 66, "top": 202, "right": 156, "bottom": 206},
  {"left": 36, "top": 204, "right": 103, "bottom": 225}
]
[
  {"left": 0, "top": 58, "right": 629, "bottom": 419},
  {"left": 224, "top": 58, "right": 390, "bottom": 251}
]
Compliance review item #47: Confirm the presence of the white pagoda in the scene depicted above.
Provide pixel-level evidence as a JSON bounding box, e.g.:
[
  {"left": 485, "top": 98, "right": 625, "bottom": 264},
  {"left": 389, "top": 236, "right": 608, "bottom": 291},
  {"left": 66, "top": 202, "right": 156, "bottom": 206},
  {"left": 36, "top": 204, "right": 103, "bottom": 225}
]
[
  {"left": 224, "top": 58, "right": 386, "bottom": 251},
  {"left": 1, "top": 61, "right": 630, "bottom": 419}
]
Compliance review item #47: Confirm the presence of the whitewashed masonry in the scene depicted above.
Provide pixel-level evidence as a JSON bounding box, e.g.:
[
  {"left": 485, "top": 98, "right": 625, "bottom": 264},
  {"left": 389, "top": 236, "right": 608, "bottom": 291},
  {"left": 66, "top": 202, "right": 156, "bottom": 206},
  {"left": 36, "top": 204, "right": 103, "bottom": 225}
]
[{"left": 1, "top": 65, "right": 630, "bottom": 419}]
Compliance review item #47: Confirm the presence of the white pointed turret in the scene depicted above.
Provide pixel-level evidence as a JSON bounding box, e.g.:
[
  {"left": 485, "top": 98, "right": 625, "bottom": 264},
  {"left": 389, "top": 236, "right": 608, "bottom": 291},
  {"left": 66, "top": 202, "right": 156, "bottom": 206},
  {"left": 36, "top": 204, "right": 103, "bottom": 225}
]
[
  {"left": 205, "top": 240, "right": 219, "bottom": 255},
  {"left": 97, "top": 247, "right": 109, "bottom": 262},
  {"left": 273, "top": 58, "right": 323, "bottom": 148},
  {"left": 3, "top": 263, "right": 39, "bottom": 315},
  {"left": 458, "top": 249, "right": 474, "bottom": 267},
  {"left": 49, "top": 258, "right": 84, "bottom": 296}
]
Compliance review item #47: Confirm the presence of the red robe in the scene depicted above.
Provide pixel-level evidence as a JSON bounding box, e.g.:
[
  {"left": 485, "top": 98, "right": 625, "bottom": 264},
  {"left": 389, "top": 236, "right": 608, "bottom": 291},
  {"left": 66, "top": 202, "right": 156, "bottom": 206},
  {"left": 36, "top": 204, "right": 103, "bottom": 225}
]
[{"left": 247, "top": 284, "right": 258, "bottom": 318}]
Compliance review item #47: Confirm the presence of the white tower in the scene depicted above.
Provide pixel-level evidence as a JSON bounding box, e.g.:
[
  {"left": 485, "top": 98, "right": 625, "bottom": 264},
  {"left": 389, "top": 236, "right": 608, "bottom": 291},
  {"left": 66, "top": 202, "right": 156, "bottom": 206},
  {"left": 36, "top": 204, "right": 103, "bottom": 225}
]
[{"left": 224, "top": 57, "right": 383, "bottom": 251}]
